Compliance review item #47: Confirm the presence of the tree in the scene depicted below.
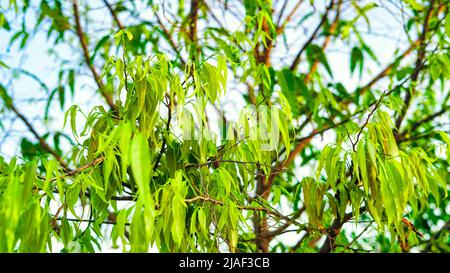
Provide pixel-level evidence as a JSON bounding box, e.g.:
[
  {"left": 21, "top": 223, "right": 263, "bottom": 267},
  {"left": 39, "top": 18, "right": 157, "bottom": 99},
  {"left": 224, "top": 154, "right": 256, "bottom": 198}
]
[{"left": 0, "top": 0, "right": 449, "bottom": 253}]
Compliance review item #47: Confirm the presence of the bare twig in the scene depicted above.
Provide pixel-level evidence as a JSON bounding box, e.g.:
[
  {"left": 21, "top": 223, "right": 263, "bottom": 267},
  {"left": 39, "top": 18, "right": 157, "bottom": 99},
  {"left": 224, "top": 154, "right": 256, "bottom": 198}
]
[
  {"left": 4, "top": 99, "right": 70, "bottom": 170},
  {"left": 395, "top": 0, "right": 438, "bottom": 130},
  {"left": 73, "top": 0, "right": 116, "bottom": 111},
  {"left": 290, "top": 0, "right": 334, "bottom": 71},
  {"left": 102, "top": 0, "right": 125, "bottom": 29}
]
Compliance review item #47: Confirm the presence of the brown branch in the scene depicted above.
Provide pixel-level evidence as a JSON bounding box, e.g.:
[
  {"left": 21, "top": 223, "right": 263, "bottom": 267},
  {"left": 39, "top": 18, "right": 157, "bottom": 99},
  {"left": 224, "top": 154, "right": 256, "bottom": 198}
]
[
  {"left": 319, "top": 206, "right": 367, "bottom": 253},
  {"left": 395, "top": 0, "right": 437, "bottom": 130},
  {"left": 346, "top": 40, "right": 419, "bottom": 105},
  {"left": 304, "top": 0, "right": 342, "bottom": 82},
  {"left": 63, "top": 157, "right": 104, "bottom": 178},
  {"left": 36, "top": 157, "right": 103, "bottom": 184},
  {"left": 264, "top": 206, "right": 306, "bottom": 238},
  {"left": 353, "top": 2, "right": 444, "bottom": 102},
  {"left": 155, "top": 13, "right": 186, "bottom": 66},
  {"left": 72, "top": 0, "right": 116, "bottom": 111},
  {"left": 267, "top": 75, "right": 413, "bottom": 212},
  {"left": 342, "top": 221, "right": 374, "bottom": 251},
  {"left": 397, "top": 105, "right": 450, "bottom": 142},
  {"left": 101, "top": 0, "right": 124, "bottom": 30},
  {"left": 275, "top": 0, "right": 289, "bottom": 30},
  {"left": 57, "top": 217, "right": 126, "bottom": 226},
  {"left": 362, "top": 44, "right": 417, "bottom": 91},
  {"left": 188, "top": 0, "right": 201, "bottom": 62},
  {"left": 276, "top": 0, "right": 305, "bottom": 35},
  {"left": 185, "top": 195, "right": 307, "bottom": 229},
  {"left": 402, "top": 218, "right": 423, "bottom": 238},
  {"left": 5, "top": 100, "right": 70, "bottom": 170},
  {"left": 352, "top": 89, "right": 387, "bottom": 151},
  {"left": 153, "top": 98, "right": 172, "bottom": 172},
  {"left": 290, "top": 0, "right": 334, "bottom": 71},
  {"left": 57, "top": 194, "right": 311, "bottom": 229}
]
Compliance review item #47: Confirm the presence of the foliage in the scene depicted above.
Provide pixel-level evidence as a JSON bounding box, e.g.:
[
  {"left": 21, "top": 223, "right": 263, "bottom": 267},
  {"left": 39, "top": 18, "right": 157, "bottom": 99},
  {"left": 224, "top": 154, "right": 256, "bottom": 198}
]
[{"left": 0, "top": 0, "right": 449, "bottom": 253}]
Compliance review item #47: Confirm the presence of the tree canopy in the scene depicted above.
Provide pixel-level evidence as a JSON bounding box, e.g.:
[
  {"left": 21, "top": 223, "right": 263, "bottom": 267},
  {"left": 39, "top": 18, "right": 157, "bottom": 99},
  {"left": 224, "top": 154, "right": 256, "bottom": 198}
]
[{"left": 0, "top": 0, "right": 449, "bottom": 253}]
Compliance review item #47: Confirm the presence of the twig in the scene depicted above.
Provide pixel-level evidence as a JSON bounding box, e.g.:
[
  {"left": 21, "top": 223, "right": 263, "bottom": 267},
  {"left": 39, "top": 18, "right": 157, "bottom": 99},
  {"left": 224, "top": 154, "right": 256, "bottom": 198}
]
[
  {"left": 102, "top": 0, "right": 125, "bottom": 29},
  {"left": 72, "top": 0, "right": 116, "bottom": 111},
  {"left": 395, "top": 0, "right": 437, "bottom": 130},
  {"left": 290, "top": 0, "right": 334, "bottom": 70},
  {"left": 153, "top": 97, "right": 172, "bottom": 172},
  {"left": 4, "top": 99, "right": 70, "bottom": 170},
  {"left": 352, "top": 90, "right": 387, "bottom": 152}
]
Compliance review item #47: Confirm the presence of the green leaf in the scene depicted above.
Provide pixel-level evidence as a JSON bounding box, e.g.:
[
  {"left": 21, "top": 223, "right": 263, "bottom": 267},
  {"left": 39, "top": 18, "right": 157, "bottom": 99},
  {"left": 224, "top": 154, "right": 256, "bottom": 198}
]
[
  {"left": 243, "top": 0, "right": 257, "bottom": 16},
  {"left": 22, "top": 160, "right": 37, "bottom": 203},
  {"left": 0, "top": 60, "right": 10, "bottom": 69},
  {"left": 277, "top": 69, "right": 299, "bottom": 115},
  {"left": 0, "top": 84, "right": 12, "bottom": 107},
  {"left": 350, "top": 47, "right": 363, "bottom": 76},
  {"left": 68, "top": 69, "right": 75, "bottom": 97},
  {"left": 116, "top": 58, "right": 124, "bottom": 83},
  {"left": 170, "top": 171, "right": 187, "bottom": 246},
  {"left": 197, "top": 207, "right": 208, "bottom": 237},
  {"left": 306, "top": 44, "right": 333, "bottom": 78},
  {"left": 403, "top": 0, "right": 423, "bottom": 11},
  {"left": 130, "top": 132, "right": 152, "bottom": 197},
  {"left": 357, "top": 140, "right": 368, "bottom": 190},
  {"left": 278, "top": 110, "right": 290, "bottom": 157},
  {"left": 91, "top": 34, "right": 110, "bottom": 62},
  {"left": 124, "top": 29, "right": 134, "bottom": 40}
]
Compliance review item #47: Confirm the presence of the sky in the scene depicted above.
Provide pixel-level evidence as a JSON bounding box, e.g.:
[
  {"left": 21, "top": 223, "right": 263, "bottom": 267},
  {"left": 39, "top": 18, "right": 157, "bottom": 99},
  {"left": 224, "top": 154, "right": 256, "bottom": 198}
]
[{"left": 0, "top": 0, "right": 447, "bottom": 252}]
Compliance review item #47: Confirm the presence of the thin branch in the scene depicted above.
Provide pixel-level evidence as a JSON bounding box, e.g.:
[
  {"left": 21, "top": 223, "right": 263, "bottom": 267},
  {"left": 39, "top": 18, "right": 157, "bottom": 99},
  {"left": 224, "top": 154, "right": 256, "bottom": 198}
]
[
  {"left": 342, "top": 221, "right": 374, "bottom": 250},
  {"left": 276, "top": 0, "right": 305, "bottom": 34},
  {"left": 62, "top": 157, "right": 104, "bottom": 179},
  {"left": 319, "top": 206, "right": 367, "bottom": 253},
  {"left": 101, "top": 0, "right": 125, "bottom": 29},
  {"left": 304, "top": 0, "right": 342, "bottom": 82},
  {"left": 275, "top": 0, "right": 290, "bottom": 30},
  {"left": 153, "top": 97, "right": 172, "bottom": 172},
  {"left": 155, "top": 13, "right": 186, "bottom": 66},
  {"left": 36, "top": 157, "right": 103, "bottom": 184},
  {"left": 185, "top": 195, "right": 308, "bottom": 230},
  {"left": 187, "top": 0, "right": 201, "bottom": 62},
  {"left": 352, "top": 89, "right": 387, "bottom": 151},
  {"left": 397, "top": 130, "right": 448, "bottom": 144},
  {"left": 57, "top": 217, "right": 127, "bottom": 226},
  {"left": 4, "top": 99, "right": 70, "bottom": 170},
  {"left": 349, "top": 40, "right": 419, "bottom": 104},
  {"left": 290, "top": 0, "right": 334, "bottom": 71},
  {"left": 395, "top": 0, "right": 437, "bottom": 130},
  {"left": 264, "top": 206, "right": 306, "bottom": 238},
  {"left": 397, "top": 105, "right": 450, "bottom": 142},
  {"left": 72, "top": 0, "right": 116, "bottom": 111},
  {"left": 185, "top": 159, "right": 282, "bottom": 170},
  {"left": 290, "top": 231, "right": 310, "bottom": 252}
]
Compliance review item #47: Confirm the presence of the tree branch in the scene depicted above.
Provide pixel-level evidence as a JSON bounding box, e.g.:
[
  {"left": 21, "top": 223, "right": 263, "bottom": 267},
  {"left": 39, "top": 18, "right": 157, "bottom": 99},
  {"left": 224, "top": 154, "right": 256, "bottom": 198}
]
[
  {"left": 394, "top": 0, "right": 437, "bottom": 130},
  {"left": 102, "top": 0, "right": 124, "bottom": 30},
  {"left": 155, "top": 13, "right": 186, "bottom": 66},
  {"left": 319, "top": 207, "right": 367, "bottom": 253},
  {"left": 397, "top": 105, "right": 450, "bottom": 142},
  {"left": 187, "top": 0, "right": 201, "bottom": 62},
  {"left": 290, "top": 0, "right": 334, "bottom": 71},
  {"left": 72, "top": 0, "right": 116, "bottom": 111},
  {"left": 4, "top": 98, "right": 70, "bottom": 170},
  {"left": 304, "top": 0, "right": 342, "bottom": 82},
  {"left": 276, "top": 0, "right": 305, "bottom": 35},
  {"left": 153, "top": 97, "right": 172, "bottom": 172}
]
